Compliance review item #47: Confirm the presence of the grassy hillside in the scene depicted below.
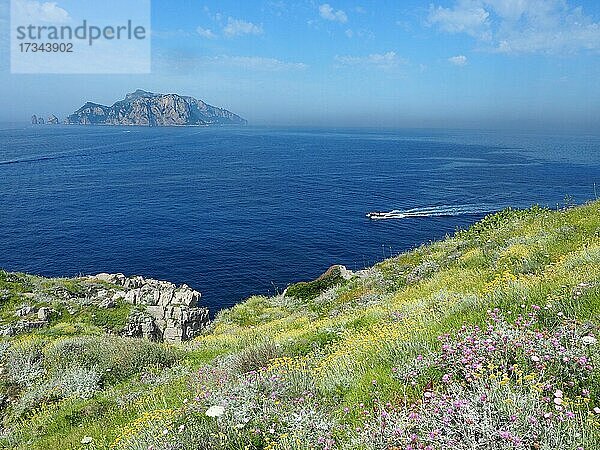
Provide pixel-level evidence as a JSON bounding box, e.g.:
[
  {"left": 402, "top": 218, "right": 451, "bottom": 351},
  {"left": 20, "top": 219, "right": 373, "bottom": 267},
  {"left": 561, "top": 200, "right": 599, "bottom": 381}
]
[{"left": 1, "top": 201, "right": 600, "bottom": 449}]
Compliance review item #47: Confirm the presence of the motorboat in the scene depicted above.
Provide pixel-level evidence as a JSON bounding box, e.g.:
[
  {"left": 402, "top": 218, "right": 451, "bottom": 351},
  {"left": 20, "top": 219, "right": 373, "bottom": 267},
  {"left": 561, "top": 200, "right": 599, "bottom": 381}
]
[{"left": 366, "top": 210, "right": 406, "bottom": 220}]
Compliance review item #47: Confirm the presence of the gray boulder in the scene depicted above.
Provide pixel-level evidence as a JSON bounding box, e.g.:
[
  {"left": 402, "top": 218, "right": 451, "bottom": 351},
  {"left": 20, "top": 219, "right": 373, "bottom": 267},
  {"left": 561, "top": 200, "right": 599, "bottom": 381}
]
[{"left": 37, "top": 307, "right": 53, "bottom": 321}]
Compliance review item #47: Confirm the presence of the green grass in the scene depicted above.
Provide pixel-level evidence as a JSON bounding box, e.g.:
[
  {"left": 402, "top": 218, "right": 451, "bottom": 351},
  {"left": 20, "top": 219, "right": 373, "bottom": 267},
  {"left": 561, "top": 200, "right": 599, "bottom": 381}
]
[{"left": 1, "top": 201, "right": 600, "bottom": 449}]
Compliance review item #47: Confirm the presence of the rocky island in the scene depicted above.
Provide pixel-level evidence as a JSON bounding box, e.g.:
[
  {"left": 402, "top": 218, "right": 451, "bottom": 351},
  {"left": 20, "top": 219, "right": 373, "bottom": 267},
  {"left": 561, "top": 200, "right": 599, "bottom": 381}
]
[{"left": 64, "top": 90, "right": 247, "bottom": 126}]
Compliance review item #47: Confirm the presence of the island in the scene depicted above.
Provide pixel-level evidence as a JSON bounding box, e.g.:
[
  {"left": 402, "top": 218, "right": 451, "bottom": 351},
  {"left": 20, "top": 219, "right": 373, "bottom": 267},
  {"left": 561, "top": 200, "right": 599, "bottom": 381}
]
[{"left": 64, "top": 89, "right": 247, "bottom": 126}]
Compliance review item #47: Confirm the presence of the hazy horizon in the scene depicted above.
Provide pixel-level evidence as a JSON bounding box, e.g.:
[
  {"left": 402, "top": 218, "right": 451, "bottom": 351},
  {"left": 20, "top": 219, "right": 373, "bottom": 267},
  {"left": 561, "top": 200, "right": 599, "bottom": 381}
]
[{"left": 1, "top": 0, "right": 600, "bottom": 131}]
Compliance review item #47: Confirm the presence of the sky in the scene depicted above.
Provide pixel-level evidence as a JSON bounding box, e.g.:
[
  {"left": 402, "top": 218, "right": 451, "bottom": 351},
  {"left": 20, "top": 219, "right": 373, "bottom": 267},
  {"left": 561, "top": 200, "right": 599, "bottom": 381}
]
[{"left": 1, "top": 0, "right": 600, "bottom": 130}]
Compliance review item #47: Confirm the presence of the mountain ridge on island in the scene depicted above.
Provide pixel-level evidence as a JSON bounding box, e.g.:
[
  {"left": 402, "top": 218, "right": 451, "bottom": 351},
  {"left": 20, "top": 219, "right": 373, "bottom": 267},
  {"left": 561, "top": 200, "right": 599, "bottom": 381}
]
[{"left": 65, "top": 89, "right": 247, "bottom": 126}]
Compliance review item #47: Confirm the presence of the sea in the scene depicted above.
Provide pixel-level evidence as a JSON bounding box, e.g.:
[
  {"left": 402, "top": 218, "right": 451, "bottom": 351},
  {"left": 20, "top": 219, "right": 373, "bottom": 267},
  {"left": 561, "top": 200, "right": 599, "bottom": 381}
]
[{"left": 1, "top": 124, "right": 599, "bottom": 313}]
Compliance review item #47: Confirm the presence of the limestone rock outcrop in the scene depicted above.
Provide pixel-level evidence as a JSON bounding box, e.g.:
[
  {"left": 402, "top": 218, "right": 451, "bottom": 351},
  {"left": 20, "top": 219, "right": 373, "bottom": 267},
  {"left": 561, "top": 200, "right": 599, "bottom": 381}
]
[{"left": 89, "top": 273, "right": 209, "bottom": 343}]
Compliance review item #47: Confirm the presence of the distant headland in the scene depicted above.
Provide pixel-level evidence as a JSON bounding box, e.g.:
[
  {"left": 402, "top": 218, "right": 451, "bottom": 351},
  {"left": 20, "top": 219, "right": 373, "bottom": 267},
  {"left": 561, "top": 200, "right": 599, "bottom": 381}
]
[{"left": 32, "top": 90, "right": 247, "bottom": 127}]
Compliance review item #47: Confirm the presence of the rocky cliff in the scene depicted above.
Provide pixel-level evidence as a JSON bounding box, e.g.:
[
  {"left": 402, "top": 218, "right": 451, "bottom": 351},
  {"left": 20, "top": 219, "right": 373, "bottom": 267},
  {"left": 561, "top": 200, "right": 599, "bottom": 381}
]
[
  {"left": 66, "top": 90, "right": 247, "bottom": 126},
  {"left": 88, "top": 273, "right": 209, "bottom": 342},
  {"left": 0, "top": 272, "right": 209, "bottom": 343}
]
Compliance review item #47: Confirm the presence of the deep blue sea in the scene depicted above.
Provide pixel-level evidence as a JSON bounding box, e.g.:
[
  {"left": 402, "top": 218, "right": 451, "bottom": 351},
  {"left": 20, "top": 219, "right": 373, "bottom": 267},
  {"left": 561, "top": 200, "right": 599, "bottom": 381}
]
[{"left": 1, "top": 124, "right": 599, "bottom": 312}]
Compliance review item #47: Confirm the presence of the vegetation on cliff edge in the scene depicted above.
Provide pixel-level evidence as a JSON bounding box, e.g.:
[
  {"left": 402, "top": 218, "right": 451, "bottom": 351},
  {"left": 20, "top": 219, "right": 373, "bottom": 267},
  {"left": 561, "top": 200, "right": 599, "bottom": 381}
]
[{"left": 1, "top": 200, "right": 600, "bottom": 449}]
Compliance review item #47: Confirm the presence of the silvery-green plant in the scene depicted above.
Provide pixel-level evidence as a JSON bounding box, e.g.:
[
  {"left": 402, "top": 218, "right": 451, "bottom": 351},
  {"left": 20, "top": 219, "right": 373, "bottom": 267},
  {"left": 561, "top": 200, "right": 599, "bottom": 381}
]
[{"left": 5, "top": 340, "right": 45, "bottom": 386}]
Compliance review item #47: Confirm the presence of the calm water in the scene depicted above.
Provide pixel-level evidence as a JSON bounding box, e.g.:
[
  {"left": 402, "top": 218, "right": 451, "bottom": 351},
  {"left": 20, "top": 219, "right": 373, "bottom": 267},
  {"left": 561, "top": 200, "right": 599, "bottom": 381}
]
[{"left": 1, "top": 125, "right": 599, "bottom": 312}]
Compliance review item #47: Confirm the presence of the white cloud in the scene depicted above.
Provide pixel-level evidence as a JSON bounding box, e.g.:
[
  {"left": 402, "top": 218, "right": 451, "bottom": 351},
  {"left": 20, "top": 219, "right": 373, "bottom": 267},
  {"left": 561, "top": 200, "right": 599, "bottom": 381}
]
[
  {"left": 223, "top": 17, "right": 264, "bottom": 37},
  {"left": 334, "top": 51, "right": 405, "bottom": 69},
  {"left": 13, "top": 0, "right": 70, "bottom": 23},
  {"left": 345, "top": 29, "right": 353, "bottom": 38},
  {"left": 428, "top": 0, "right": 491, "bottom": 39},
  {"left": 448, "top": 54, "right": 468, "bottom": 65},
  {"left": 319, "top": 4, "right": 348, "bottom": 23},
  {"left": 204, "top": 55, "right": 307, "bottom": 71},
  {"left": 196, "top": 26, "right": 217, "bottom": 39},
  {"left": 428, "top": 0, "right": 600, "bottom": 54}
]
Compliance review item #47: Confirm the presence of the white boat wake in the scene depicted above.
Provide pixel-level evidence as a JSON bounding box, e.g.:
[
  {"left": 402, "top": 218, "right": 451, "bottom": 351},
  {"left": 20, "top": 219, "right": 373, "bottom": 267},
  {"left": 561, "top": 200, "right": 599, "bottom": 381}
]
[{"left": 366, "top": 204, "right": 501, "bottom": 220}]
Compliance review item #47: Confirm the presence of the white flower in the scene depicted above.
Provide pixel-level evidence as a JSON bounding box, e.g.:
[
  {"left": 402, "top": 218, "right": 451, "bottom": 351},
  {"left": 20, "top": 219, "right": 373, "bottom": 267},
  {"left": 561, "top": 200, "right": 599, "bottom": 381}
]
[
  {"left": 594, "top": 407, "right": 600, "bottom": 415},
  {"left": 205, "top": 405, "right": 225, "bottom": 417},
  {"left": 531, "top": 355, "right": 540, "bottom": 362},
  {"left": 178, "top": 424, "right": 185, "bottom": 432},
  {"left": 162, "top": 429, "right": 169, "bottom": 435},
  {"left": 582, "top": 335, "right": 597, "bottom": 346},
  {"left": 554, "top": 389, "right": 563, "bottom": 398},
  {"left": 81, "top": 436, "right": 93, "bottom": 445},
  {"left": 554, "top": 397, "right": 563, "bottom": 405}
]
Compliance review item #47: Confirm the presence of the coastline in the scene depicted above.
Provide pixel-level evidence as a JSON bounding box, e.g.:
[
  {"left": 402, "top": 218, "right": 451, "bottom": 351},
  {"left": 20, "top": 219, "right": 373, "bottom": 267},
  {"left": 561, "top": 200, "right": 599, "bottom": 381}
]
[{"left": 2, "top": 201, "right": 600, "bottom": 448}]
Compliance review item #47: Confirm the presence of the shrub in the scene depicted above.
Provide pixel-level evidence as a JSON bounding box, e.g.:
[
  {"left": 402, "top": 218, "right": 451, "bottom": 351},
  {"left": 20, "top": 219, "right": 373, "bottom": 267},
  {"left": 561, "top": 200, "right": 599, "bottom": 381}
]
[
  {"left": 14, "top": 365, "right": 101, "bottom": 417},
  {"left": 228, "top": 340, "right": 282, "bottom": 374},
  {"left": 5, "top": 339, "right": 46, "bottom": 386},
  {"left": 285, "top": 265, "right": 348, "bottom": 301},
  {"left": 44, "top": 335, "right": 179, "bottom": 384},
  {"left": 406, "top": 260, "right": 440, "bottom": 285}
]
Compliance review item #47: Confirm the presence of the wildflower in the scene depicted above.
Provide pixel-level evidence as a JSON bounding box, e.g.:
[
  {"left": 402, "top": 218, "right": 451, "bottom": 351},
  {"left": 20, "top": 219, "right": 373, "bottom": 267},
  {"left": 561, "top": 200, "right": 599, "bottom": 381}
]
[
  {"left": 206, "top": 405, "right": 225, "bottom": 417},
  {"left": 178, "top": 424, "right": 185, "bottom": 432},
  {"left": 554, "top": 389, "right": 563, "bottom": 398},
  {"left": 582, "top": 335, "right": 597, "bottom": 345},
  {"left": 162, "top": 429, "right": 168, "bottom": 435},
  {"left": 582, "top": 389, "right": 590, "bottom": 397},
  {"left": 593, "top": 407, "right": 600, "bottom": 415},
  {"left": 81, "top": 436, "right": 93, "bottom": 445}
]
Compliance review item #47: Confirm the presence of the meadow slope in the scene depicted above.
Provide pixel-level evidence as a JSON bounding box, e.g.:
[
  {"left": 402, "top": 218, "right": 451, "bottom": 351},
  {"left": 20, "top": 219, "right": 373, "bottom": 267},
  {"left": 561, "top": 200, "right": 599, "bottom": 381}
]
[{"left": 1, "top": 201, "right": 600, "bottom": 449}]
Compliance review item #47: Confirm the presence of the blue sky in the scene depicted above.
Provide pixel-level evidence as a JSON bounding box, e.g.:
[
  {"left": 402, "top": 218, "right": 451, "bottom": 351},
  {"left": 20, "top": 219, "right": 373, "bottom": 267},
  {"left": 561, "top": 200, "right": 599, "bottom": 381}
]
[{"left": 1, "top": 0, "right": 600, "bottom": 129}]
